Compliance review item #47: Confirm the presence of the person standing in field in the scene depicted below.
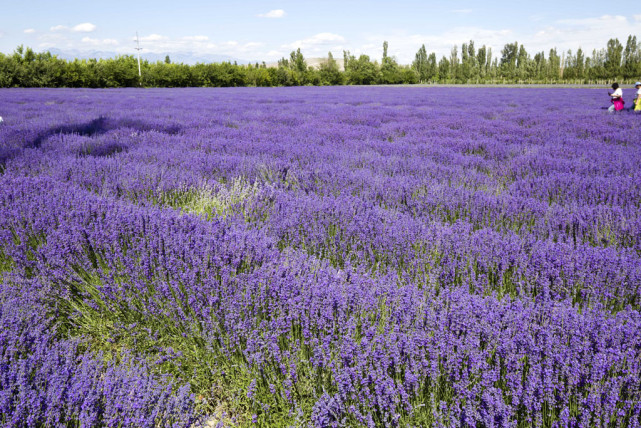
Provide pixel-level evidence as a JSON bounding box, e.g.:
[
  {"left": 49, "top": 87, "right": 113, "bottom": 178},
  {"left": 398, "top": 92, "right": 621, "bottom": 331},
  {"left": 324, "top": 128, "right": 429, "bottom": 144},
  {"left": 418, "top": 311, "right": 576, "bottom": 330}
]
[
  {"left": 608, "top": 83, "right": 624, "bottom": 113},
  {"left": 633, "top": 82, "right": 641, "bottom": 112}
]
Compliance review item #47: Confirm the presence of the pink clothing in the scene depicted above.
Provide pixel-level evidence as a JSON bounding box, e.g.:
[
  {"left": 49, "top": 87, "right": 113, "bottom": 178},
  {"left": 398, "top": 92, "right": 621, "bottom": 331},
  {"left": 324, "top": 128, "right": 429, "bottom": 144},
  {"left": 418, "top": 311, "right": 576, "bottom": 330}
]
[{"left": 612, "top": 98, "right": 625, "bottom": 111}]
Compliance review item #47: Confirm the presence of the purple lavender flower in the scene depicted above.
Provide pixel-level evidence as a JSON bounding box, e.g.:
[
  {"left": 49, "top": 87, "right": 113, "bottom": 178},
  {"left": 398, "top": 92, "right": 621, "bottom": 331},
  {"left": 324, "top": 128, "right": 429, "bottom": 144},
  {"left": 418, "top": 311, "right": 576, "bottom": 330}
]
[{"left": 0, "top": 87, "right": 640, "bottom": 426}]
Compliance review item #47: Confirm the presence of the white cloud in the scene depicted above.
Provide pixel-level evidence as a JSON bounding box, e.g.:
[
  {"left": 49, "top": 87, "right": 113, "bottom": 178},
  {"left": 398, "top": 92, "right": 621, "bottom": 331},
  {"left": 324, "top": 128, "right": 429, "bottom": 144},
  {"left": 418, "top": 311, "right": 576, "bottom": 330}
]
[
  {"left": 23, "top": 13, "right": 641, "bottom": 65},
  {"left": 37, "top": 33, "right": 74, "bottom": 50},
  {"left": 81, "top": 37, "right": 118, "bottom": 46},
  {"left": 72, "top": 22, "right": 96, "bottom": 33},
  {"left": 50, "top": 22, "right": 96, "bottom": 33},
  {"left": 280, "top": 33, "right": 346, "bottom": 57},
  {"left": 37, "top": 32, "right": 68, "bottom": 46},
  {"left": 283, "top": 33, "right": 345, "bottom": 50},
  {"left": 268, "top": 33, "right": 348, "bottom": 59},
  {"left": 182, "top": 35, "right": 209, "bottom": 41},
  {"left": 238, "top": 42, "right": 264, "bottom": 52},
  {"left": 119, "top": 34, "right": 271, "bottom": 61},
  {"left": 139, "top": 34, "right": 168, "bottom": 42},
  {"left": 360, "top": 28, "right": 513, "bottom": 63},
  {"left": 555, "top": 14, "right": 626, "bottom": 27},
  {"left": 358, "top": 14, "right": 641, "bottom": 64},
  {"left": 525, "top": 14, "right": 641, "bottom": 53},
  {"left": 258, "top": 9, "right": 285, "bottom": 18}
]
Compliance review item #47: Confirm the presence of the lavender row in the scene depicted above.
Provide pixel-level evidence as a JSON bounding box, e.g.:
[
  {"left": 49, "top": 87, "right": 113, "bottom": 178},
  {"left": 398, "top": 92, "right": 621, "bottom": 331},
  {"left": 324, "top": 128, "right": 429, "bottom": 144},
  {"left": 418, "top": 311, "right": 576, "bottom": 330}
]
[
  {"left": 2, "top": 155, "right": 639, "bottom": 307},
  {"left": 1, "top": 87, "right": 641, "bottom": 426},
  {"left": 1, "top": 176, "right": 640, "bottom": 426},
  {"left": 257, "top": 189, "right": 641, "bottom": 309},
  {"left": 2, "top": 88, "right": 639, "bottom": 255},
  {"left": 0, "top": 280, "right": 199, "bottom": 428}
]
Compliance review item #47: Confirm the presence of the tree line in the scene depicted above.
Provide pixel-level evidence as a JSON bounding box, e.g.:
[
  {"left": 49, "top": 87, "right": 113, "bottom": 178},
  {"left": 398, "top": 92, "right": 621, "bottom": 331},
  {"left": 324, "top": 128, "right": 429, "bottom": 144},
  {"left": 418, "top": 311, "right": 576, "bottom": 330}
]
[{"left": 1, "top": 36, "right": 640, "bottom": 88}]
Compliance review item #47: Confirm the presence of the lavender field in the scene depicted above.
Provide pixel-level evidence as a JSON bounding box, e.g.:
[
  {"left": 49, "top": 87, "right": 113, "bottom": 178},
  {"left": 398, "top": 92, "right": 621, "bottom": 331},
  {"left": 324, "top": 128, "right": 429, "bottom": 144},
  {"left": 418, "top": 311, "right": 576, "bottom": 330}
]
[{"left": 1, "top": 87, "right": 640, "bottom": 427}]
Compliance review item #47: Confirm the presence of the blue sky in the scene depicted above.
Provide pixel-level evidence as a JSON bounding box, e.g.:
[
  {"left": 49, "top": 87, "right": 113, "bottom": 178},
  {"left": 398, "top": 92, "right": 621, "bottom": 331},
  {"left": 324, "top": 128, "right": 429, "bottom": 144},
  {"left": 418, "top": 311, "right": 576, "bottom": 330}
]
[{"left": 2, "top": 0, "right": 640, "bottom": 63}]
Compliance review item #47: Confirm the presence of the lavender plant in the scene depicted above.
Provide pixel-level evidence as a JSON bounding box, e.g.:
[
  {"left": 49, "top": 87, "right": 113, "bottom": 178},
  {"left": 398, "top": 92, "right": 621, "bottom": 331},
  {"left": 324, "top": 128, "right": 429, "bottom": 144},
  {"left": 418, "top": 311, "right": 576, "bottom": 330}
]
[{"left": 0, "top": 87, "right": 640, "bottom": 426}]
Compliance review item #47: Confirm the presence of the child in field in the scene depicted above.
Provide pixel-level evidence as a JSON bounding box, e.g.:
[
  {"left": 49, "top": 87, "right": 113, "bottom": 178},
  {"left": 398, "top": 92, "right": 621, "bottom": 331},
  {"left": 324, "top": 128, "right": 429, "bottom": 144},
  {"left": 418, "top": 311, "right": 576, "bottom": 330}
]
[
  {"left": 634, "top": 82, "right": 641, "bottom": 112},
  {"left": 608, "top": 83, "right": 624, "bottom": 113}
]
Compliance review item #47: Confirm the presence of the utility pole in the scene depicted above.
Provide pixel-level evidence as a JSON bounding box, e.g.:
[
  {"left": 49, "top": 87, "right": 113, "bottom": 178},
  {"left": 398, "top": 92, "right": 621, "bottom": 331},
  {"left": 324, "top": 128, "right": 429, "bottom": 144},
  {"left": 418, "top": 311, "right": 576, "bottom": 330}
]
[{"left": 135, "top": 32, "right": 142, "bottom": 86}]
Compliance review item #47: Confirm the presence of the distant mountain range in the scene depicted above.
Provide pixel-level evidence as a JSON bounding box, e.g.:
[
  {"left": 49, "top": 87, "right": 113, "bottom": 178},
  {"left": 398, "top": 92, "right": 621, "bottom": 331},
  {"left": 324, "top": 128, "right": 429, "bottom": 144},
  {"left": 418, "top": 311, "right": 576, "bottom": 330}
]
[{"left": 47, "top": 48, "right": 251, "bottom": 65}]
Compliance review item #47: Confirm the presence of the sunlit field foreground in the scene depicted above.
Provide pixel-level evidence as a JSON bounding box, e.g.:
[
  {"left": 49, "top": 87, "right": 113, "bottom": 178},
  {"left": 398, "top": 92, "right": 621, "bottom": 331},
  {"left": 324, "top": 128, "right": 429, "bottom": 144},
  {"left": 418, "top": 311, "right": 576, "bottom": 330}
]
[{"left": 1, "top": 87, "right": 640, "bottom": 427}]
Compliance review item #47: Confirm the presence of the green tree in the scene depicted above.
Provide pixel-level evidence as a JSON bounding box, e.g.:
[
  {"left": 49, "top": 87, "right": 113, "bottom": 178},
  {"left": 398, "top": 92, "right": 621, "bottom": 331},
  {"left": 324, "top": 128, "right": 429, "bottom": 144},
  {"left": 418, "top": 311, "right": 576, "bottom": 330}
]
[
  {"left": 461, "top": 42, "right": 471, "bottom": 81},
  {"left": 412, "top": 44, "right": 429, "bottom": 82},
  {"left": 438, "top": 56, "right": 450, "bottom": 82},
  {"left": 459, "top": 40, "right": 477, "bottom": 82},
  {"left": 380, "top": 41, "right": 402, "bottom": 84},
  {"left": 500, "top": 41, "right": 518, "bottom": 80},
  {"left": 533, "top": 51, "right": 546, "bottom": 80},
  {"left": 466, "top": 40, "right": 477, "bottom": 80},
  {"left": 587, "top": 48, "right": 606, "bottom": 80},
  {"left": 476, "top": 45, "right": 487, "bottom": 78},
  {"left": 345, "top": 54, "right": 378, "bottom": 85},
  {"left": 623, "top": 35, "right": 639, "bottom": 78},
  {"left": 343, "top": 50, "right": 351, "bottom": 71},
  {"left": 575, "top": 48, "right": 585, "bottom": 80},
  {"left": 547, "top": 48, "right": 561, "bottom": 81},
  {"left": 563, "top": 50, "right": 575, "bottom": 80},
  {"left": 0, "top": 53, "right": 18, "bottom": 87},
  {"left": 290, "top": 48, "right": 307, "bottom": 73},
  {"left": 449, "top": 45, "right": 459, "bottom": 81},
  {"left": 426, "top": 53, "right": 438, "bottom": 82},
  {"left": 319, "top": 52, "right": 343, "bottom": 85},
  {"left": 399, "top": 66, "right": 419, "bottom": 84},
  {"left": 516, "top": 44, "right": 529, "bottom": 80},
  {"left": 604, "top": 38, "right": 623, "bottom": 78}
]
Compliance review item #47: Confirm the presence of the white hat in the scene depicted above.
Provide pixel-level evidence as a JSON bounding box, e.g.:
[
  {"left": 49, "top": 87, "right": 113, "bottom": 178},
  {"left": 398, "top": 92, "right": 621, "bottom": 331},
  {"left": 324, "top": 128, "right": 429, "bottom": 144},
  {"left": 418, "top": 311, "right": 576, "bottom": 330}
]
[{"left": 636, "top": 82, "right": 641, "bottom": 86}]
